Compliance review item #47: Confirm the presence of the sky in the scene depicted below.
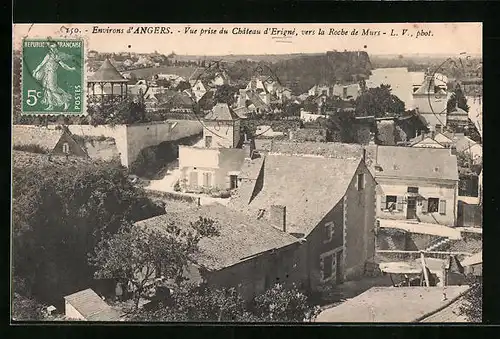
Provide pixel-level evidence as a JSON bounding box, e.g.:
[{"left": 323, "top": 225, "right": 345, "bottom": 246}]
[{"left": 13, "top": 23, "right": 482, "bottom": 57}]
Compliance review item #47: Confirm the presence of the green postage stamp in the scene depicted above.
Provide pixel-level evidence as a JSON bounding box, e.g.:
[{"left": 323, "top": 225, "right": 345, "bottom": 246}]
[{"left": 21, "top": 38, "right": 85, "bottom": 115}]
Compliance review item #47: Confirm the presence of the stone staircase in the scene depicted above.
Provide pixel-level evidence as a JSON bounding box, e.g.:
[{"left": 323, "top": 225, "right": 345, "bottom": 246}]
[{"left": 424, "top": 236, "right": 452, "bottom": 252}]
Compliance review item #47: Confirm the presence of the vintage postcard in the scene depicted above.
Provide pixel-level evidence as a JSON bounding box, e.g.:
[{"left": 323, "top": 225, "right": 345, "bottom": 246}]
[{"left": 11, "top": 23, "right": 482, "bottom": 323}]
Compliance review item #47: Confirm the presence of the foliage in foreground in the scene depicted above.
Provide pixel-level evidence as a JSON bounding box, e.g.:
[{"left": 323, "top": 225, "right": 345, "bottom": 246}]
[
  {"left": 12, "top": 159, "right": 164, "bottom": 303},
  {"left": 90, "top": 217, "right": 220, "bottom": 310},
  {"left": 133, "top": 282, "right": 320, "bottom": 322}
]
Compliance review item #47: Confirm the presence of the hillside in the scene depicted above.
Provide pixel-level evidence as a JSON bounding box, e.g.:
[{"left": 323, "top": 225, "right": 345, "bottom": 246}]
[{"left": 272, "top": 51, "right": 373, "bottom": 94}]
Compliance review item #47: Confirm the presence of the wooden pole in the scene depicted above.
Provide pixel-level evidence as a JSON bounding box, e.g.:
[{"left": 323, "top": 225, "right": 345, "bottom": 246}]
[{"left": 420, "top": 251, "right": 430, "bottom": 287}]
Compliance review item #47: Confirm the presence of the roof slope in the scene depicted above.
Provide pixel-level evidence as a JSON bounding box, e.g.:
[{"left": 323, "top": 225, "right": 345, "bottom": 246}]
[
  {"left": 455, "top": 136, "right": 481, "bottom": 153},
  {"left": 89, "top": 59, "right": 127, "bottom": 82},
  {"left": 375, "top": 146, "right": 459, "bottom": 181},
  {"left": 461, "top": 251, "right": 482, "bottom": 267},
  {"left": 135, "top": 204, "right": 298, "bottom": 271},
  {"left": 64, "top": 289, "right": 122, "bottom": 321},
  {"left": 315, "top": 285, "right": 470, "bottom": 323},
  {"left": 413, "top": 75, "right": 447, "bottom": 95},
  {"left": 12, "top": 125, "right": 63, "bottom": 150},
  {"left": 204, "top": 103, "right": 239, "bottom": 121},
  {"left": 229, "top": 154, "right": 361, "bottom": 235}
]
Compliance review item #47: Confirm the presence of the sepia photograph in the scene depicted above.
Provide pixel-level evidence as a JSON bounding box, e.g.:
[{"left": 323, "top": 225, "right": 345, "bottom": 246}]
[{"left": 11, "top": 23, "right": 482, "bottom": 323}]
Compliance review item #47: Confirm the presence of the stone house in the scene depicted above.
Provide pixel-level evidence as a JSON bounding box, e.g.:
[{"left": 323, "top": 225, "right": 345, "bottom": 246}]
[
  {"left": 228, "top": 146, "right": 377, "bottom": 291},
  {"left": 178, "top": 103, "right": 246, "bottom": 192},
  {"left": 412, "top": 75, "right": 449, "bottom": 130},
  {"left": 135, "top": 204, "right": 306, "bottom": 301},
  {"left": 375, "top": 146, "right": 459, "bottom": 226}
]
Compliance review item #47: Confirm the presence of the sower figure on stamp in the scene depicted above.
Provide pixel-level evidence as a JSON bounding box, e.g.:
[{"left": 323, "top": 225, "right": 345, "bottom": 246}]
[{"left": 32, "top": 42, "right": 76, "bottom": 111}]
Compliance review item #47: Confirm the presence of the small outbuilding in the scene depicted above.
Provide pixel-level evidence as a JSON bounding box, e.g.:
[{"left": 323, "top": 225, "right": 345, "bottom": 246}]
[{"left": 64, "top": 288, "right": 122, "bottom": 321}]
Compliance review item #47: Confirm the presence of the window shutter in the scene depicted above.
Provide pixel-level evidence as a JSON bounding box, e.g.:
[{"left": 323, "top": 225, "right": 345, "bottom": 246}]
[
  {"left": 225, "top": 175, "right": 231, "bottom": 189},
  {"left": 320, "top": 258, "right": 325, "bottom": 279},
  {"left": 439, "top": 200, "right": 446, "bottom": 215},
  {"left": 381, "top": 195, "right": 386, "bottom": 210},
  {"left": 396, "top": 196, "right": 403, "bottom": 211},
  {"left": 421, "top": 199, "right": 428, "bottom": 213},
  {"left": 354, "top": 174, "right": 358, "bottom": 190}
]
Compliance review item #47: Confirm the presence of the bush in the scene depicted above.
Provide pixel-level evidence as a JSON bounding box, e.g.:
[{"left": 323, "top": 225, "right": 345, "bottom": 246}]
[
  {"left": 13, "top": 144, "right": 49, "bottom": 154},
  {"left": 173, "top": 181, "right": 181, "bottom": 192}
]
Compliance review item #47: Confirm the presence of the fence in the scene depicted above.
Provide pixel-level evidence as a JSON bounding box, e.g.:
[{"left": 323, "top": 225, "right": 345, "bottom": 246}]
[{"left": 376, "top": 250, "right": 471, "bottom": 263}]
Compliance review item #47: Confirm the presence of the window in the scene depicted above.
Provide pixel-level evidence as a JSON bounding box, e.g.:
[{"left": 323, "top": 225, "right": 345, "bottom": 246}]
[
  {"left": 407, "top": 187, "right": 419, "bottom": 194},
  {"left": 342, "top": 87, "right": 348, "bottom": 98},
  {"left": 62, "top": 142, "right": 70, "bottom": 154},
  {"left": 428, "top": 198, "right": 439, "bottom": 213},
  {"left": 205, "top": 136, "right": 212, "bottom": 148},
  {"left": 320, "top": 254, "right": 334, "bottom": 281},
  {"left": 202, "top": 172, "right": 212, "bottom": 187},
  {"left": 436, "top": 124, "right": 442, "bottom": 132},
  {"left": 439, "top": 200, "right": 447, "bottom": 215},
  {"left": 324, "top": 221, "right": 335, "bottom": 243},
  {"left": 385, "top": 195, "right": 397, "bottom": 210},
  {"left": 357, "top": 173, "right": 364, "bottom": 191}
]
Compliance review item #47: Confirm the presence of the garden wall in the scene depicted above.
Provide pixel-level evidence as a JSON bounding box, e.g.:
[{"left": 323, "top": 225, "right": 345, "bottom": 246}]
[{"left": 68, "top": 120, "right": 202, "bottom": 167}]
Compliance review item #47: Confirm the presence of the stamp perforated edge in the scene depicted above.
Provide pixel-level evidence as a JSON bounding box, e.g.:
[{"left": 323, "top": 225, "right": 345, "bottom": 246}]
[{"left": 19, "top": 34, "right": 89, "bottom": 117}]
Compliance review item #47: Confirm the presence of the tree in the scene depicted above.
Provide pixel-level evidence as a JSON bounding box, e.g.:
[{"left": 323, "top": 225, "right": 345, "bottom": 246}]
[
  {"left": 134, "top": 283, "right": 247, "bottom": 322},
  {"left": 133, "top": 282, "right": 319, "bottom": 322},
  {"left": 88, "top": 97, "right": 147, "bottom": 126},
  {"left": 355, "top": 84, "right": 405, "bottom": 118},
  {"left": 176, "top": 81, "right": 191, "bottom": 92},
  {"left": 447, "top": 84, "right": 470, "bottom": 113},
  {"left": 252, "top": 283, "right": 320, "bottom": 322},
  {"left": 12, "top": 293, "right": 46, "bottom": 321},
  {"left": 89, "top": 218, "right": 219, "bottom": 310},
  {"left": 460, "top": 275, "right": 482, "bottom": 322},
  {"left": 12, "top": 159, "right": 164, "bottom": 304},
  {"left": 213, "top": 85, "right": 238, "bottom": 106}
]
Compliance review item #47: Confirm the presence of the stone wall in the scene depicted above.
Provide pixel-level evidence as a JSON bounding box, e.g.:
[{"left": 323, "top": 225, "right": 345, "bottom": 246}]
[{"left": 68, "top": 120, "right": 202, "bottom": 167}]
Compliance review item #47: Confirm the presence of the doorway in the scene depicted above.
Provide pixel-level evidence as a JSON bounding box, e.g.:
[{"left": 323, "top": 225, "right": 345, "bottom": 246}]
[
  {"left": 189, "top": 171, "right": 199, "bottom": 188},
  {"left": 230, "top": 175, "right": 238, "bottom": 189},
  {"left": 406, "top": 197, "right": 417, "bottom": 219}
]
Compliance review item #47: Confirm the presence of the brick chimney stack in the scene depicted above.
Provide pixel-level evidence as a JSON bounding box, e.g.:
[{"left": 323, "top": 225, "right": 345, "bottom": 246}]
[{"left": 270, "top": 205, "right": 287, "bottom": 233}]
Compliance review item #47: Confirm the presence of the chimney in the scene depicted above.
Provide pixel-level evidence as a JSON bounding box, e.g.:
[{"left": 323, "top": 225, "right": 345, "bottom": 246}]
[
  {"left": 362, "top": 148, "right": 366, "bottom": 162},
  {"left": 270, "top": 205, "right": 287, "bottom": 233}
]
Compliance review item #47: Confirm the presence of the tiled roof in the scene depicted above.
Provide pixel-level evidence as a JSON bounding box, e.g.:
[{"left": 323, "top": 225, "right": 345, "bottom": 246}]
[
  {"left": 455, "top": 136, "right": 481, "bottom": 153},
  {"left": 228, "top": 154, "right": 362, "bottom": 235},
  {"left": 204, "top": 103, "right": 239, "bottom": 121},
  {"left": 449, "top": 107, "right": 469, "bottom": 116},
  {"left": 253, "top": 141, "right": 377, "bottom": 170},
  {"left": 88, "top": 59, "right": 127, "bottom": 83},
  {"left": 461, "top": 251, "right": 482, "bottom": 267},
  {"left": 413, "top": 75, "right": 447, "bottom": 96},
  {"left": 375, "top": 146, "right": 459, "bottom": 181},
  {"left": 12, "top": 125, "right": 63, "bottom": 150},
  {"left": 315, "top": 285, "right": 470, "bottom": 323},
  {"left": 64, "top": 288, "right": 122, "bottom": 321},
  {"left": 246, "top": 91, "right": 269, "bottom": 111},
  {"left": 135, "top": 204, "right": 298, "bottom": 271}
]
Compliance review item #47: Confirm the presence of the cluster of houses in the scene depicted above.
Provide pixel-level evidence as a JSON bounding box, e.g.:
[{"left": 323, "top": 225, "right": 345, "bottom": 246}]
[{"left": 13, "top": 57, "right": 482, "bottom": 322}]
